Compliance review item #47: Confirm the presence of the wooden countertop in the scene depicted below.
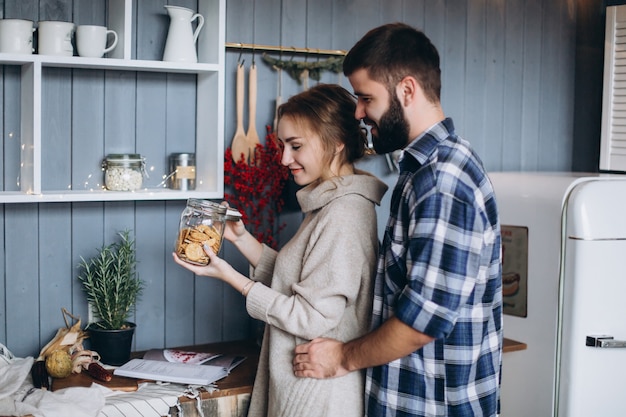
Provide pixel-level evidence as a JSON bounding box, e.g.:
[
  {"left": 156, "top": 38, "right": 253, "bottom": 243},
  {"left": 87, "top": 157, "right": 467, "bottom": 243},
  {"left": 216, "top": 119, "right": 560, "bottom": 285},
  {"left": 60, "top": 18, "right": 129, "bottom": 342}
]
[{"left": 5, "top": 337, "right": 526, "bottom": 417}]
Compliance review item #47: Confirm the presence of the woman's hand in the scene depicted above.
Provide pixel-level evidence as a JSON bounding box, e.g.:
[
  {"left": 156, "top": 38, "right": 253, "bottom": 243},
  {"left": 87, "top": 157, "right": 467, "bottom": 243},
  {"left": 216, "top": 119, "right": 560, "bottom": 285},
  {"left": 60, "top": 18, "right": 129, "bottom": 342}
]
[
  {"left": 220, "top": 201, "right": 247, "bottom": 243},
  {"left": 224, "top": 215, "right": 247, "bottom": 242},
  {"left": 172, "top": 244, "right": 234, "bottom": 282},
  {"left": 214, "top": 201, "right": 263, "bottom": 269},
  {"left": 172, "top": 244, "right": 254, "bottom": 295}
]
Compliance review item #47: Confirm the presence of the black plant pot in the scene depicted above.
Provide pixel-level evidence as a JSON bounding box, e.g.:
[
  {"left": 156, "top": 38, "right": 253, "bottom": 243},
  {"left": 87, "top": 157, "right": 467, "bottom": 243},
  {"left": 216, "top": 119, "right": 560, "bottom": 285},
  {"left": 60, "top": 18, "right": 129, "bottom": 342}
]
[{"left": 87, "top": 322, "right": 136, "bottom": 366}]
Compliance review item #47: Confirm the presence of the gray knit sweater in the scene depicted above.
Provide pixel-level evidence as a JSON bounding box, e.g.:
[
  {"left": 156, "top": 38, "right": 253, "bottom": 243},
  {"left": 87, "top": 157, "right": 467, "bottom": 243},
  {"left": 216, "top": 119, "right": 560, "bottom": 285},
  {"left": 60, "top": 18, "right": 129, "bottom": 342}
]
[{"left": 245, "top": 171, "right": 387, "bottom": 417}]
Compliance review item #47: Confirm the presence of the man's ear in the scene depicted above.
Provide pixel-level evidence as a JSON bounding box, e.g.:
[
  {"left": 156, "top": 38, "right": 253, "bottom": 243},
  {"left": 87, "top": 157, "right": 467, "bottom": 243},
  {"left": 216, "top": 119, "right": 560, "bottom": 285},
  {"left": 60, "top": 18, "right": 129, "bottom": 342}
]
[{"left": 397, "top": 76, "right": 420, "bottom": 107}]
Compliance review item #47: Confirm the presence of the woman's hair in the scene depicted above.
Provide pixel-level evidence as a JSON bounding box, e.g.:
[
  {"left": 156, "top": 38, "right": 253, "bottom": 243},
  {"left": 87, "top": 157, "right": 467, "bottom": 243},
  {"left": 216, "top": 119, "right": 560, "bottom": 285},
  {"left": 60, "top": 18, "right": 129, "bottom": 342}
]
[
  {"left": 276, "top": 83, "right": 367, "bottom": 169},
  {"left": 343, "top": 22, "right": 441, "bottom": 103}
]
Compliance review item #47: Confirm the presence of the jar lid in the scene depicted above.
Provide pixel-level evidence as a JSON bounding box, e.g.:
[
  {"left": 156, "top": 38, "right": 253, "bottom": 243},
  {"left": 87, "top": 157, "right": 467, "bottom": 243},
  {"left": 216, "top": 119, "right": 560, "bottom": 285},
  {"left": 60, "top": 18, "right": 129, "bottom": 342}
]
[
  {"left": 106, "top": 153, "right": 143, "bottom": 161},
  {"left": 170, "top": 152, "right": 195, "bottom": 160},
  {"left": 187, "top": 198, "right": 227, "bottom": 214},
  {"left": 225, "top": 208, "right": 242, "bottom": 221}
]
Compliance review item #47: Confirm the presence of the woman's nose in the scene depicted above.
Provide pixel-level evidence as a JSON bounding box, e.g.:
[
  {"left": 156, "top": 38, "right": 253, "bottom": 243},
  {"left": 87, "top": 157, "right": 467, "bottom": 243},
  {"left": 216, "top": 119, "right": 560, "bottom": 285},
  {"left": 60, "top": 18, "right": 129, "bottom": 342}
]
[
  {"left": 281, "top": 148, "right": 291, "bottom": 166},
  {"left": 355, "top": 102, "right": 366, "bottom": 120}
]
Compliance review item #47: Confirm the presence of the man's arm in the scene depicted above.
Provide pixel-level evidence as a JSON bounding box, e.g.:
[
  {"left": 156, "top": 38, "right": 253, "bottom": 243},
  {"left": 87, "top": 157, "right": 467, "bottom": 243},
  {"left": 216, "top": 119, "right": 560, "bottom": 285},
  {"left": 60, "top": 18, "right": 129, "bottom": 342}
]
[{"left": 293, "top": 316, "right": 435, "bottom": 378}]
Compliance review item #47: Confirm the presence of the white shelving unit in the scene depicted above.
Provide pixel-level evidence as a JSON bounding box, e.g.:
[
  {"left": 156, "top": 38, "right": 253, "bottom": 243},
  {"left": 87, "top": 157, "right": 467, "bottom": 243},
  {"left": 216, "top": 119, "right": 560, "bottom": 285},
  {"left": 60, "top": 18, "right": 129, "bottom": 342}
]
[{"left": 0, "top": 0, "right": 225, "bottom": 203}]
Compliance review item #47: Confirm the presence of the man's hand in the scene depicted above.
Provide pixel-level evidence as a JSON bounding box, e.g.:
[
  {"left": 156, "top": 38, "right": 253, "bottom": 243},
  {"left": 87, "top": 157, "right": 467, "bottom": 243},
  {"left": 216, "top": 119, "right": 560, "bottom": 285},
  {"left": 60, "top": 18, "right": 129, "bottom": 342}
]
[
  {"left": 293, "top": 318, "right": 434, "bottom": 380},
  {"left": 293, "top": 338, "right": 349, "bottom": 379}
]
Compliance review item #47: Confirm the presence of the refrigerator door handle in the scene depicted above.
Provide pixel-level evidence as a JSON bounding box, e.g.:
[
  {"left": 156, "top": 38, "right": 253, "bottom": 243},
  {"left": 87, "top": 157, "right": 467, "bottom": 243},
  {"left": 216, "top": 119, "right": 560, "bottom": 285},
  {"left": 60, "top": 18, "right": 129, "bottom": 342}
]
[{"left": 586, "top": 335, "right": 626, "bottom": 348}]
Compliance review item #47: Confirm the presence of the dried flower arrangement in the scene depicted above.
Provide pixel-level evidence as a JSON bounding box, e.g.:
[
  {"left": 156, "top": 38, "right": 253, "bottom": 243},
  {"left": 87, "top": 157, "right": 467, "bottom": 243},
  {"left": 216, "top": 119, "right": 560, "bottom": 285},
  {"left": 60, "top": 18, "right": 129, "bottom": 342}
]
[{"left": 224, "top": 125, "right": 290, "bottom": 249}]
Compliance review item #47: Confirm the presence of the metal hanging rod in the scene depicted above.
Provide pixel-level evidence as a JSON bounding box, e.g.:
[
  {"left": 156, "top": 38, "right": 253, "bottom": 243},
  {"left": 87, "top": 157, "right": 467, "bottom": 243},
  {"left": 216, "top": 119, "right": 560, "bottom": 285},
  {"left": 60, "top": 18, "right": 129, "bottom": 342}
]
[{"left": 226, "top": 42, "right": 346, "bottom": 56}]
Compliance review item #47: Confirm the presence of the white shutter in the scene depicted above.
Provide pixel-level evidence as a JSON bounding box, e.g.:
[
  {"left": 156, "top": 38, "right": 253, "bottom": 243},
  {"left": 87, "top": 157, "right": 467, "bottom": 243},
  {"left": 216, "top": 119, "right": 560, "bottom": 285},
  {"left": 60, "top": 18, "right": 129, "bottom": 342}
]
[{"left": 601, "top": 5, "right": 626, "bottom": 171}]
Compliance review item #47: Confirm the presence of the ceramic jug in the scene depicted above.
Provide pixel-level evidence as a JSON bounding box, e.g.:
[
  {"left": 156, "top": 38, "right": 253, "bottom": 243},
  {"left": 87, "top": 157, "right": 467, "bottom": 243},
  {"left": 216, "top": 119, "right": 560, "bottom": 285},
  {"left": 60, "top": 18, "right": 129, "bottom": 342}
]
[{"left": 163, "top": 5, "right": 204, "bottom": 63}]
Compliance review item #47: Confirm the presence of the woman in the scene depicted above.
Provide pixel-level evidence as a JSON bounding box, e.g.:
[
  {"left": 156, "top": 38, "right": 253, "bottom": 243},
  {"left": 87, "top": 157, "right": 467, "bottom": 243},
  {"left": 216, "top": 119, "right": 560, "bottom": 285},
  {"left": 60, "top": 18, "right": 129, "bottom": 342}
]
[{"left": 173, "top": 83, "right": 387, "bottom": 417}]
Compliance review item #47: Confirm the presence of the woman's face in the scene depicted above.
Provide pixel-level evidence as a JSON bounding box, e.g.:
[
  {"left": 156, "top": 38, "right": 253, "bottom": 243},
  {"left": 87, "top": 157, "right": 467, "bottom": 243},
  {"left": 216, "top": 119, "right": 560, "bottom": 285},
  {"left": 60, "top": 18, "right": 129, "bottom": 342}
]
[{"left": 277, "top": 116, "right": 327, "bottom": 186}]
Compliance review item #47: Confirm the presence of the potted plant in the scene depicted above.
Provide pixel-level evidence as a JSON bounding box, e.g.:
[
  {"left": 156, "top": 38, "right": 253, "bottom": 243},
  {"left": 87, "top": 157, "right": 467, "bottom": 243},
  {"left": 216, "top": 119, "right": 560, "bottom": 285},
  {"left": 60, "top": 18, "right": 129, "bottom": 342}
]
[{"left": 77, "top": 229, "right": 143, "bottom": 366}]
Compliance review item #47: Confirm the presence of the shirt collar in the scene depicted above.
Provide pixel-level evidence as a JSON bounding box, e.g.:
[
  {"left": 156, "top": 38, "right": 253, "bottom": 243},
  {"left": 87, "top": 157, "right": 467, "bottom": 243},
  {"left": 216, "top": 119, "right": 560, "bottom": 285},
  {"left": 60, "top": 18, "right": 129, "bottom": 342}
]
[{"left": 398, "top": 117, "right": 455, "bottom": 167}]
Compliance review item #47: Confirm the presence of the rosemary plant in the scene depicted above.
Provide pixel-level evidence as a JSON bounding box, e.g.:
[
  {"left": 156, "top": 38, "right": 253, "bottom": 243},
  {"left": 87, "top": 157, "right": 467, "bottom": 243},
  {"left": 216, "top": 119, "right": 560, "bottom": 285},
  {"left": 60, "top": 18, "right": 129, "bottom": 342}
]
[{"left": 77, "top": 230, "right": 143, "bottom": 330}]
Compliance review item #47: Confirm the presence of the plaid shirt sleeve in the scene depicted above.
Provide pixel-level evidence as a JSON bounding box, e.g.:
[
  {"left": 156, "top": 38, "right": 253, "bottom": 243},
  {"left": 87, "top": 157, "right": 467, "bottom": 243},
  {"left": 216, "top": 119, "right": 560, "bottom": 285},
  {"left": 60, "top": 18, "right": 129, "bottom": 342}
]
[{"left": 395, "top": 170, "right": 488, "bottom": 339}]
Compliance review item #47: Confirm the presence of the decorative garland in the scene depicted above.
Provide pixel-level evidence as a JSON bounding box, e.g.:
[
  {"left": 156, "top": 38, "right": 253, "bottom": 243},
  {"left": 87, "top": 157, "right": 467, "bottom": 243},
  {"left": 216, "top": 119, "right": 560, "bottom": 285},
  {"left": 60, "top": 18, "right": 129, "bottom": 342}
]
[
  {"left": 262, "top": 53, "right": 344, "bottom": 84},
  {"left": 224, "top": 126, "right": 290, "bottom": 249}
]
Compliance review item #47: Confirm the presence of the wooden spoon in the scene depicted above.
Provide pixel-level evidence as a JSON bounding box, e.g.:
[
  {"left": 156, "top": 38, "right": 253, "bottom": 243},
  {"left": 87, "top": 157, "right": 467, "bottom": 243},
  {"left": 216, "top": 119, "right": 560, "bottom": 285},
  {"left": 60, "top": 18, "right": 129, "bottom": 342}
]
[
  {"left": 231, "top": 62, "right": 248, "bottom": 163},
  {"left": 246, "top": 62, "right": 261, "bottom": 164},
  {"left": 272, "top": 65, "right": 282, "bottom": 132}
]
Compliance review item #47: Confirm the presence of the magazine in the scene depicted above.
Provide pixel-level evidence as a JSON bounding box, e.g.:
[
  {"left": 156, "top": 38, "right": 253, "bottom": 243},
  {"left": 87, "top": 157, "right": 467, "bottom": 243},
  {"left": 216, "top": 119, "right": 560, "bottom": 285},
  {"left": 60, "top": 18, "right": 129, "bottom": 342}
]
[
  {"left": 143, "top": 348, "right": 222, "bottom": 365},
  {"left": 113, "top": 358, "right": 229, "bottom": 385},
  {"left": 141, "top": 347, "right": 246, "bottom": 376},
  {"left": 203, "top": 354, "right": 246, "bottom": 372}
]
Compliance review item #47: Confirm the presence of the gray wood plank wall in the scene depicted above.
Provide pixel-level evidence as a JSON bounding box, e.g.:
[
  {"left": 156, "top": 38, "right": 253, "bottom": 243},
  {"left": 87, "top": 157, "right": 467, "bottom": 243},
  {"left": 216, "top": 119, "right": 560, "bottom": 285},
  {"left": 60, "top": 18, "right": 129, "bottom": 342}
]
[{"left": 0, "top": 0, "right": 604, "bottom": 358}]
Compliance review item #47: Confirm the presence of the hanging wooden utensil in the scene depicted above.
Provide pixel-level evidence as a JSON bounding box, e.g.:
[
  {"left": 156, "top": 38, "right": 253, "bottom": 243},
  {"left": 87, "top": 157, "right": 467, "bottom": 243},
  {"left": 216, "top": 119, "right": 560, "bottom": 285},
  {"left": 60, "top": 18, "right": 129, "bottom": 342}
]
[
  {"left": 231, "top": 61, "right": 248, "bottom": 163},
  {"left": 245, "top": 62, "right": 261, "bottom": 164},
  {"left": 272, "top": 65, "right": 282, "bottom": 132}
]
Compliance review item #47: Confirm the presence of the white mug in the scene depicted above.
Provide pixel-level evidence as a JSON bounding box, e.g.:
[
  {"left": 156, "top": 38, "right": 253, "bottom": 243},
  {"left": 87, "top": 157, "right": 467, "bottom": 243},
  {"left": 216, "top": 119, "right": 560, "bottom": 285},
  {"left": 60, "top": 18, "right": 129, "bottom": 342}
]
[
  {"left": 37, "top": 21, "right": 75, "bottom": 56},
  {"left": 76, "top": 25, "right": 117, "bottom": 58},
  {"left": 0, "top": 19, "right": 35, "bottom": 54}
]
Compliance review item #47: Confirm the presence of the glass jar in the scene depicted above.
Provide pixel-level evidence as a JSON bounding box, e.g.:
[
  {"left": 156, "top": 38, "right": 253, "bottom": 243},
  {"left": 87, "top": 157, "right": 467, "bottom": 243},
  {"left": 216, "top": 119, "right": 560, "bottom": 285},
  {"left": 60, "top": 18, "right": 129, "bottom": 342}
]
[
  {"left": 102, "top": 154, "right": 147, "bottom": 191},
  {"left": 175, "top": 199, "right": 227, "bottom": 265}
]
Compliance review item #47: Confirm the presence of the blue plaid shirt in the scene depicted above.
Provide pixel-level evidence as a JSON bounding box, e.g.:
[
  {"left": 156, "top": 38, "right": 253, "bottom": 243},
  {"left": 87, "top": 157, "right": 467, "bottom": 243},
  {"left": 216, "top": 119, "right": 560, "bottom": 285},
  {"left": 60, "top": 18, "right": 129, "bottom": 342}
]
[{"left": 365, "top": 118, "right": 502, "bottom": 417}]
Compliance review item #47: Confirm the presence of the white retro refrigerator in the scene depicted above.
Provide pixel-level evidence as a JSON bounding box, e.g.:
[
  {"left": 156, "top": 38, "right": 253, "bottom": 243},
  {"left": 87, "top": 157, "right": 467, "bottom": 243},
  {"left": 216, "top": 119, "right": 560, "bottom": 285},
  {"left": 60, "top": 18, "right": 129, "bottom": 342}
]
[{"left": 489, "top": 172, "right": 626, "bottom": 417}]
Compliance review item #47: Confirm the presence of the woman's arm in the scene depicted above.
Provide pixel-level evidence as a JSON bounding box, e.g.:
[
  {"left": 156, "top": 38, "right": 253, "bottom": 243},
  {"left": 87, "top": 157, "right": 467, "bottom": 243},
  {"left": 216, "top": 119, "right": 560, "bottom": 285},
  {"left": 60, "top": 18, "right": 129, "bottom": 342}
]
[{"left": 222, "top": 213, "right": 264, "bottom": 268}]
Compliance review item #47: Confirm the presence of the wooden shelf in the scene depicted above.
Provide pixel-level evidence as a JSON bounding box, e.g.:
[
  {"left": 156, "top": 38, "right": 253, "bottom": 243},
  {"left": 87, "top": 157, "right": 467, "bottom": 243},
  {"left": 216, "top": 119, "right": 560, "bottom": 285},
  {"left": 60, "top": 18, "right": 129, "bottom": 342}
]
[
  {"left": 0, "top": 0, "right": 225, "bottom": 204},
  {"left": 1, "top": 189, "right": 222, "bottom": 203},
  {"left": 503, "top": 337, "right": 527, "bottom": 353},
  {"left": 0, "top": 54, "right": 220, "bottom": 73}
]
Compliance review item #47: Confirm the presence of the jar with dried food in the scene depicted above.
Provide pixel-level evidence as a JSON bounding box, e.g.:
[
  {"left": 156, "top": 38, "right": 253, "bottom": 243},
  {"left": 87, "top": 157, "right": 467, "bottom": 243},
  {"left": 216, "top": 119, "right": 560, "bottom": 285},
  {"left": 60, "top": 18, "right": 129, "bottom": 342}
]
[
  {"left": 102, "top": 154, "right": 147, "bottom": 191},
  {"left": 175, "top": 199, "right": 226, "bottom": 265}
]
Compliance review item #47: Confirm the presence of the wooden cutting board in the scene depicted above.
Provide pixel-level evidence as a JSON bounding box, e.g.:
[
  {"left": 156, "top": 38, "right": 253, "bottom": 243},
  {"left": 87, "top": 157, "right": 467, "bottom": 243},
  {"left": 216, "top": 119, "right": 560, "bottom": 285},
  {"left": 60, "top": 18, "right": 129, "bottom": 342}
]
[{"left": 51, "top": 371, "right": 141, "bottom": 392}]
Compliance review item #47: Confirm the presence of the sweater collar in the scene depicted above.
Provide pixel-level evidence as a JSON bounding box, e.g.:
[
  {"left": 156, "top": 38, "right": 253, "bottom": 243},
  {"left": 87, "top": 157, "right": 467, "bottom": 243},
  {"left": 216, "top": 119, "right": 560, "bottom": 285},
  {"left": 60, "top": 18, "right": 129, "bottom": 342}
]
[{"left": 296, "top": 170, "right": 388, "bottom": 214}]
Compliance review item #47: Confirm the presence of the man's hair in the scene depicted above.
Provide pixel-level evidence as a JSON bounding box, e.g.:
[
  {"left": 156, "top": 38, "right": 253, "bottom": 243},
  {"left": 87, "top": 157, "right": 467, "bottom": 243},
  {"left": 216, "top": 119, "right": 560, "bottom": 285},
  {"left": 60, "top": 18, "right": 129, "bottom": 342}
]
[{"left": 343, "top": 22, "right": 441, "bottom": 103}]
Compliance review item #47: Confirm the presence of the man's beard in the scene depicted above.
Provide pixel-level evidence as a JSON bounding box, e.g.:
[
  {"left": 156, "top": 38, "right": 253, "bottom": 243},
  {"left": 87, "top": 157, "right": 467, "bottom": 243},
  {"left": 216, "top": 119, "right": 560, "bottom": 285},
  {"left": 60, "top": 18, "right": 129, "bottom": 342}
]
[{"left": 370, "top": 94, "right": 410, "bottom": 154}]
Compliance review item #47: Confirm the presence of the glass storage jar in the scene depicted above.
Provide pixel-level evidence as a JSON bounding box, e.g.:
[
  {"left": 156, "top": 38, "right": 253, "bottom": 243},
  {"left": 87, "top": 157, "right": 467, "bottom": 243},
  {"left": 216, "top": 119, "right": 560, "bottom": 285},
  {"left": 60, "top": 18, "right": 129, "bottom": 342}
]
[
  {"left": 175, "top": 199, "right": 227, "bottom": 265},
  {"left": 102, "top": 154, "right": 147, "bottom": 191}
]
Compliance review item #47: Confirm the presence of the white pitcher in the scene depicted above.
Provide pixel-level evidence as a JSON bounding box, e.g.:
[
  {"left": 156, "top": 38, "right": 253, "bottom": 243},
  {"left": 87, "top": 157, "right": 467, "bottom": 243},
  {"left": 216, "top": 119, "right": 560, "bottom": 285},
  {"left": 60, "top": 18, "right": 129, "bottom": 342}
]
[{"left": 162, "top": 5, "right": 204, "bottom": 63}]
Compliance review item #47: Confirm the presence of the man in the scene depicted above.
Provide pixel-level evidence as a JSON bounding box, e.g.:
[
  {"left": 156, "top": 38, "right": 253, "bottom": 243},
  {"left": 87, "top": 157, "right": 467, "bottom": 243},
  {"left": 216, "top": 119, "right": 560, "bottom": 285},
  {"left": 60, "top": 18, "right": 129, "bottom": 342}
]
[{"left": 293, "top": 23, "right": 503, "bottom": 417}]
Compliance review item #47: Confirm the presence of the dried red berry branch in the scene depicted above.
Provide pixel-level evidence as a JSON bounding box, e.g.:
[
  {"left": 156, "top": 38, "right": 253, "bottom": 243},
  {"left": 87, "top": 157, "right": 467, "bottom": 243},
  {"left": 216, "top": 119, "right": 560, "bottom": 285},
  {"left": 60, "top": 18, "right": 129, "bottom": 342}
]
[{"left": 224, "top": 125, "right": 289, "bottom": 249}]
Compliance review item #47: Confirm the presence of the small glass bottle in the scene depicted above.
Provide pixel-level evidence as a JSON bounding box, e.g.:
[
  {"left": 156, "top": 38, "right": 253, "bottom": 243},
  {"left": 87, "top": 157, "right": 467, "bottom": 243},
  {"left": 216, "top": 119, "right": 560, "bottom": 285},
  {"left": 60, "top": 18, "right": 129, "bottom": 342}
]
[
  {"left": 175, "top": 199, "right": 227, "bottom": 265},
  {"left": 102, "top": 154, "right": 147, "bottom": 191}
]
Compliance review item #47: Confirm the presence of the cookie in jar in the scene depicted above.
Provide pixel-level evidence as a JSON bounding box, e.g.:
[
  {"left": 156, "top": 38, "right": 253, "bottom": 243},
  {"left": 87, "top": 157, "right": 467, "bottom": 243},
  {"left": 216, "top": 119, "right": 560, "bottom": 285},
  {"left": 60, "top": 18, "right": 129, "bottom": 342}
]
[{"left": 175, "top": 199, "right": 227, "bottom": 265}]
